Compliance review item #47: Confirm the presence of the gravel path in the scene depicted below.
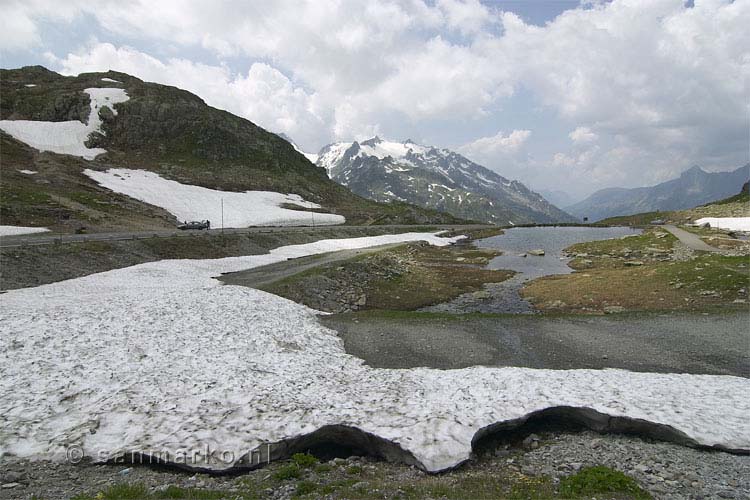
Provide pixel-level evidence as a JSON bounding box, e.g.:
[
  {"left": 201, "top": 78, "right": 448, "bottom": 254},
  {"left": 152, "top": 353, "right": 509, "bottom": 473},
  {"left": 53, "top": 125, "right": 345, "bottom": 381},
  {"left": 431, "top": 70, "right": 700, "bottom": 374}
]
[
  {"left": 324, "top": 310, "right": 750, "bottom": 376},
  {"left": 664, "top": 225, "right": 722, "bottom": 252}
]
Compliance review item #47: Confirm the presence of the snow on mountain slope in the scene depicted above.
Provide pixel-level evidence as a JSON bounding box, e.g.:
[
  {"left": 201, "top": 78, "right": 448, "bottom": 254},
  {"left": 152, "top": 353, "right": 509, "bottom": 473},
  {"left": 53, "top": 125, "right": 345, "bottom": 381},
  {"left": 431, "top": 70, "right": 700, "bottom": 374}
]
[
  {"left": 0, "top": 226, "right": 50, "bottom": 237},
  {"left": 317, "top": 137, "right": 574, "bottom": 224},
  {"left": 318, "top": 141, "right": 353, "bottom": 176},
  {"left": 1, "top": 232, "right": 748, "bottom": 473},
  {"left": 0, "top": 88, "right": 129, "bottom": 160},
  {"left": 84, "top": 168, "right": 345, "bottom": 227},
  {"left": 695, "top": 217, "right": 750, "bottom": 231}
]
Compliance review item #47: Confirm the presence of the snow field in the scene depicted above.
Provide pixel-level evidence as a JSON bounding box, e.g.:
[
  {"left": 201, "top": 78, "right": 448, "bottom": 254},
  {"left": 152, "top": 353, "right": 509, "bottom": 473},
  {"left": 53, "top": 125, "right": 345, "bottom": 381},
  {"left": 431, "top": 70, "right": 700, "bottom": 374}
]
[
  {"left": 0, "top": 88, "right": 129, "bottom": 160},
  {"left": 84, "top": 168, "right": 346, "bottom": 227},
  {"left": 695, "top": 217, "right": 750, "bottom": 231},
  {"left": 0, "top": 226, "right": 50, "bottom": 237},
  {"left": 0, "top": 232, "right": 748, "bottom": 472}
]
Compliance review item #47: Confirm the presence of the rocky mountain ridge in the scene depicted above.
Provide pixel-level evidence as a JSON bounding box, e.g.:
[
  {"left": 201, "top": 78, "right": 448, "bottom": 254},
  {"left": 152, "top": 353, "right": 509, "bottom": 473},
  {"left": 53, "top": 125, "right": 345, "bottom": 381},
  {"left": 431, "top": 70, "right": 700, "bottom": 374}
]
[
  {"left": 316, "top": 137, "right": 575, "bottom": 224},
  {"left": 567, "top": 164, "right": 750, "bottom": 222}
]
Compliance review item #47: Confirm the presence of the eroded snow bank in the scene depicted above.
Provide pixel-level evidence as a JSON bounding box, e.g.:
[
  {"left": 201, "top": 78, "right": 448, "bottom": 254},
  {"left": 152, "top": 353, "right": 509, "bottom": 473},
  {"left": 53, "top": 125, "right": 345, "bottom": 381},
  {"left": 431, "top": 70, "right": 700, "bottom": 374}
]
[
  {"left": 0, "top": 225, "right": 50, "bottom": 237},
  {"left": 0, "top": 232, "right": 748, "bottom": 472},
  {"left": 0, "top": 88, "right": 129, "bottom": 160},
  {"left": 84, "top": 168, "right": 346, "bottom": 227},
  {"left": 695, "top": 217, "right": 750, "bottom": 232}
]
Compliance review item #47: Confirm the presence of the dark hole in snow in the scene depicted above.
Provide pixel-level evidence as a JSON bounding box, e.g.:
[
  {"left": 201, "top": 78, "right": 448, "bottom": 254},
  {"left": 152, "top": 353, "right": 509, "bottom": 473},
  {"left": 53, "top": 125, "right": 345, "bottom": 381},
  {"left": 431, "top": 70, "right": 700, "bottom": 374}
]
[{"left": 103, "top": 409, "right": 748, "bottom": 477}]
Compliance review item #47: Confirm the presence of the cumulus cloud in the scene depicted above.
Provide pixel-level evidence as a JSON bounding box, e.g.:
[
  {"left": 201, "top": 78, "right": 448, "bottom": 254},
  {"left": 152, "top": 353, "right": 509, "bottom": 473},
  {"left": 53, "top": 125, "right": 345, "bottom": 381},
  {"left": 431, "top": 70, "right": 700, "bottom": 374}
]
[
  {"left": 6, "top": 0, "right": 748, "bottom": 194},
  {"left": 569, "top": 126, "right": 598, "bottom": 144},
  {"left": 436, "top": 0, "right": 494, "bottom": 35},
  {"left": 460, "top": 129, "right": 531, "bottom": 159}
]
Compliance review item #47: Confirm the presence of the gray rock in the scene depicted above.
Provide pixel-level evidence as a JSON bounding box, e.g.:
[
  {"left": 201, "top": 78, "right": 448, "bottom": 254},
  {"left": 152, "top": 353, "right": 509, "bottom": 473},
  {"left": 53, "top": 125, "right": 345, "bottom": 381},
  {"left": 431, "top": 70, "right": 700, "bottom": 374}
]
[
  {"left": 0, "top": 472, "right": 26, "bottom": 484},
  {"left": 590, "top": 438, "right": 604, "bottom": 449},
  {"left": 603, "top": 305, "right": 625, "bottom": 314}
]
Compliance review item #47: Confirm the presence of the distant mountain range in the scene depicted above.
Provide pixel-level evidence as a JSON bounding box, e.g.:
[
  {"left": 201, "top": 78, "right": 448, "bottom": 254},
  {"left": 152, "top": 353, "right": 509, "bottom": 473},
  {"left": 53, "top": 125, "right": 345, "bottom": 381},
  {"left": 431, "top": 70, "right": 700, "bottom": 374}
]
[
  {"left": 311, "top": 136, "right": 575, "bottom": 224},
  {"left": 538, "top": 189, "right": 579, "bottom": 209},
  {"left": 566, "top": 164, "right": 750, "bottom": 221}
]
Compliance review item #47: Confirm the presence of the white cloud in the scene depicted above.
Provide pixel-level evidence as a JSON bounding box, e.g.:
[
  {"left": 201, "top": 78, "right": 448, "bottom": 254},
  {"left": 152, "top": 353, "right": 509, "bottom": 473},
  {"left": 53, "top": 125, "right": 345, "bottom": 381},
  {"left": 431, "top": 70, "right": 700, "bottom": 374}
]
[
  {"left": 460, "top": 129, "right": 531, "bottom": 158},
  {"left": 436, "top": 0, "right": 494, "bottom": 35},
  {"left": 569, "top": 126, "right": 598, "bottom": 144},
  {"left": 0, "top": 2, "right": 40, "bottom": 51},
  {"left": 8, "top": 0, "right": 748, "bottom": 194}
]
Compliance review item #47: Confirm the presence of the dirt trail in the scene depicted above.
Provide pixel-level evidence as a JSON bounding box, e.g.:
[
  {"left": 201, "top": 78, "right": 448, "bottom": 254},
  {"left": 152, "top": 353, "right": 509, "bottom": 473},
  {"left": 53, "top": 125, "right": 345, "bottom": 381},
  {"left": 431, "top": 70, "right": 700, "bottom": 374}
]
[{"left": 664, "top": 225, "right": 722, "bottom": 252}]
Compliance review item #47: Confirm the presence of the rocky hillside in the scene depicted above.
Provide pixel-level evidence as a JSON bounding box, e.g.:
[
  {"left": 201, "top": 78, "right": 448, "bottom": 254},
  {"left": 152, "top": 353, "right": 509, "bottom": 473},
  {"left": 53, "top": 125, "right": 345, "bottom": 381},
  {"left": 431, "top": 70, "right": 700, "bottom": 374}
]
[
  {"left": 0, "top": 66, "right": 461, "bottom": 233},
  {"left": 567, "top": 165, "right": 750, "bottom": 222},
  {"left": 316, "top": 137, "right": 575, "bottom": 225}
]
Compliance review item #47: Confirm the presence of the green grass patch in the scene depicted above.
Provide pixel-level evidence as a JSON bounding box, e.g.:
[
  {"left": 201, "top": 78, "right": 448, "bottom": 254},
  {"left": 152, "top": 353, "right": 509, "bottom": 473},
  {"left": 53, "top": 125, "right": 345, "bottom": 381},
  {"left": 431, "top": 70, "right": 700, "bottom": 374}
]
[
  {"left": 273, "top": 463, "right": 302, "bottom": 481},
  {"left": 153, "top": 486, "right": 227, "bottom": 499},
  {"left": 523, "top": 251, "right": 749, "bottom": 313},
  {"left": 293, "top": 480, "right": 318, "bottom": 497},
  {"left": 314, "top": 463, "right": 333, "bottom": 473},
  {"left": 291, "top": 452, "right": 318, "bottom": 468},
  {"left": 559, "top": 466, "right": 651, "bottom": 499},
  {"left": 71, "top": 482, "right": 149, "bottom": 500},
  {"left": 658, "top": 254, "right": 749, "bottom": 298}
]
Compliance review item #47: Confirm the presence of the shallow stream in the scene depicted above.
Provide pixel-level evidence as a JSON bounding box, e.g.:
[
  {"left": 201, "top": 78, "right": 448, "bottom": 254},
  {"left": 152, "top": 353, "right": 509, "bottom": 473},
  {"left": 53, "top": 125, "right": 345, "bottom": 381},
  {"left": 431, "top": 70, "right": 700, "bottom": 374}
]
[{"left": 422, "top": 226, "right": 641, "bottom": 314}]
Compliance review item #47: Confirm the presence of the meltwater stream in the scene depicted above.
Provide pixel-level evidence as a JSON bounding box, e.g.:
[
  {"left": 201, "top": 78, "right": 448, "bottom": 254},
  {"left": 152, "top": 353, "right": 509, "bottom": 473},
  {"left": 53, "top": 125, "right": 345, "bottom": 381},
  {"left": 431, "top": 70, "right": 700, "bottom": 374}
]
[{"left": 422, "top": 226, "right": 641, "bottom": 314}]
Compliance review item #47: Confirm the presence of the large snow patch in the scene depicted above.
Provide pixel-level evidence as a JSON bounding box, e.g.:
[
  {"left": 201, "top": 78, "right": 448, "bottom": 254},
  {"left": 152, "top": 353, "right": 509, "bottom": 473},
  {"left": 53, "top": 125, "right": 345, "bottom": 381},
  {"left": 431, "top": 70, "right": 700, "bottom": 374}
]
[
  {"left": 0, "top": 225, "right": 50, "bottom": 237},
  {"left": 84, "top": 168, "right": 345, "bottom": 227},
  {"left": 0, "top": 88, "right": 129, "bottom": 160},
  {"left": 1, "top": 232, "right": 748, "bottom": 472},
  {"left": 695, "top": 217, "right": 750, "bottom": 232}
]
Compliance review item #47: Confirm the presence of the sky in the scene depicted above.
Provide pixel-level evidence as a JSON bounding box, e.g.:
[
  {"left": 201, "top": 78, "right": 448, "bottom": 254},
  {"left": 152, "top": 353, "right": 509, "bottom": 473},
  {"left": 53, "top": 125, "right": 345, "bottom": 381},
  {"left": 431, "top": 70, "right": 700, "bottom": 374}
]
[{"left": 1, "top": 0, "right": 748, "bottom": 202}]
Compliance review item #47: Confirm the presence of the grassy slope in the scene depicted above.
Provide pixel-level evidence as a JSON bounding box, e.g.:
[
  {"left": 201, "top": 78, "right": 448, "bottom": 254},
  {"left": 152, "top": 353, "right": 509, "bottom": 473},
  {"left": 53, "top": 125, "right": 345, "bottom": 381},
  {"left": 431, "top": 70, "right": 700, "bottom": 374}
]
[
  {"left": 0, "top": 66, "right": 463, "bottom": 232},
  {"left": 521, "top": 228, "right": 750, "bottom": 313}
]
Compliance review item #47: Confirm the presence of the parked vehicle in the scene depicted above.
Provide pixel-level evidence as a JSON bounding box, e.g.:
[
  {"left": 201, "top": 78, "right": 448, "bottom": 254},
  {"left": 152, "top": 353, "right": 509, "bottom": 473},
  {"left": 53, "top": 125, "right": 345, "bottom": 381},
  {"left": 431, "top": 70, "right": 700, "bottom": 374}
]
[
  {"left": 649, "top": 219, "right": 665, "bottom": 225},
  {"left": 177, "top": 220, "right": 211, "bottom": 230}
]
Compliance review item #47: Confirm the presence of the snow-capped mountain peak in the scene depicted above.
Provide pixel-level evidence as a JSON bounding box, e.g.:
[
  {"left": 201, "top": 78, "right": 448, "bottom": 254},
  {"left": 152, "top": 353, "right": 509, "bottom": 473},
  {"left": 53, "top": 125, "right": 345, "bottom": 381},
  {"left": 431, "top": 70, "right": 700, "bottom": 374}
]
[{"left": 316, "top": 137, "right": 574, "bottom": 224}]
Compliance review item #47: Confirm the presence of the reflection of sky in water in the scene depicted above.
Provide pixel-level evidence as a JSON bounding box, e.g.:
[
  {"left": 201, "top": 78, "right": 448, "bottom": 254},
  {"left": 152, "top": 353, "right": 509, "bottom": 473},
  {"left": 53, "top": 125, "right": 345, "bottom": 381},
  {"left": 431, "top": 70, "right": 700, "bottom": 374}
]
[{"left": 477, "top": 226, "right": 642, "bottom": 280}]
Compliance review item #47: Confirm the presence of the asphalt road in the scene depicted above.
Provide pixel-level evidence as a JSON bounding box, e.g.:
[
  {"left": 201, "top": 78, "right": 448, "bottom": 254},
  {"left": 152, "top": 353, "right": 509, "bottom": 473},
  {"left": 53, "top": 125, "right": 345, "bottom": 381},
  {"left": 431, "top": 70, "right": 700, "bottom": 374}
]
[
  {"left": 664, "top": 225, "right": 721, "bottom": 252},
  {"left": 0, "top": 224, "right": 490, "bottom": 249},
  {"left": 323, "top": 311, "right": 750, "bottom": 377}
]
